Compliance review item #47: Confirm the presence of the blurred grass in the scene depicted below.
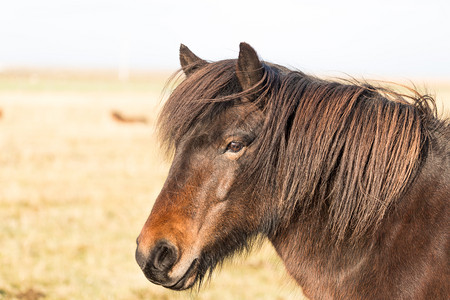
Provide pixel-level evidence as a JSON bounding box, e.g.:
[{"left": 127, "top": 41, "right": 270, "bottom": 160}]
[
  {"left": 0, "top": 69, "right": 170, "bottom": 93},
  {"left": 0, "top": 70, "right": 302, "bottom": 300},
  {"left": 0, "top": 70, "right": 448, "bottom": 300}
]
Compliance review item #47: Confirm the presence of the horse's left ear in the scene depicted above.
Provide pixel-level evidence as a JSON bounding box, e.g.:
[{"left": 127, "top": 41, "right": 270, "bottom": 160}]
[
  {"left": 179, "top": 44, "right": 207, "bottom": 76},
  {"left": 236, "top": 42, "right": 264, "bottom": 91}
]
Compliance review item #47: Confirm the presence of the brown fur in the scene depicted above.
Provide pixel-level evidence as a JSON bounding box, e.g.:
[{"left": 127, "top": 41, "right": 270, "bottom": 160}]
[
  {"left": 158, "top": 55, "right": 439, "bottom": 244},
  {"left": 137, "top": 43, "right": 449, "bottom": 299}
]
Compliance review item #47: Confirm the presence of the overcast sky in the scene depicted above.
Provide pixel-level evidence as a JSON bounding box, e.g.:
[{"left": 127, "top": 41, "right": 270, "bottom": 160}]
[{"left": 1, "top": 0, "right": 449, "bottom": 78}]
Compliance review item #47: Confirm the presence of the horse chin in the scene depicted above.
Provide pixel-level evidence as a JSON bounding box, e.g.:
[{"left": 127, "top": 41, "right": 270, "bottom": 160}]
[{"left": 164, "top": 259, "right": 199, "bottom": 291}]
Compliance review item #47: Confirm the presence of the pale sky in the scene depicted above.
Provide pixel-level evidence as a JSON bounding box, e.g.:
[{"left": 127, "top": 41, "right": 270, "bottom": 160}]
[{"left": 1, "top": 0, "right": 449, "bottom": 78}]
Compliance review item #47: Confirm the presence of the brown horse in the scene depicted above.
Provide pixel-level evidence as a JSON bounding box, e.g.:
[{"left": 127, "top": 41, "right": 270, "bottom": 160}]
[
  {"left": 111, "top": 110, "right": 148, "bottom": 124},
  {"left": 136, "top": 43, "right": 449, "bottom": 299}
]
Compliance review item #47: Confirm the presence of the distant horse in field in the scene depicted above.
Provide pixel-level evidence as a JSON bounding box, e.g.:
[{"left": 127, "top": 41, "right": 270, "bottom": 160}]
[
  {"left": 111, "top": 110, "right": 147, "bottom": 124},
  {"left": 136, "top": 43, "right": 449, "bottom": 299}
]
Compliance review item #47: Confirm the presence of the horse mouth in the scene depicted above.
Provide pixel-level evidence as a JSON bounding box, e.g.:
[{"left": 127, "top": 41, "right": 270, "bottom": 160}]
[{"left": 165, "top": 259, "right": 199, "bottom": 291}]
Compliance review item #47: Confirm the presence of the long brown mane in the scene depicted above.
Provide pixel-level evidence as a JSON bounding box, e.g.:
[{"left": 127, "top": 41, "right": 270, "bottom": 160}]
[{"left": 158, "top": 59, "right": 441, "bottom": 243}]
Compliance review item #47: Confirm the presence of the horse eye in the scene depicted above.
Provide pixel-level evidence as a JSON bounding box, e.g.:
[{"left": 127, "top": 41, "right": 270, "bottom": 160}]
[{"left": 226, "top": 141, "right": 244, "bottom": 153}]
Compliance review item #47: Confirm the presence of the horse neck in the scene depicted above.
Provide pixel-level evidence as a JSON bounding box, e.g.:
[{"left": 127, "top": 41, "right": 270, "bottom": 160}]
[
  {"left": 268, "top": 214, "right": 366, "bottom": 298},
  {"left": 267, "top": 127, "right": 449, "bottom": 299}
]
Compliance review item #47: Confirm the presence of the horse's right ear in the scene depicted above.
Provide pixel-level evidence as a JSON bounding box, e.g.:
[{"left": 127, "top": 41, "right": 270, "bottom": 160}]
[
  {"left": 236, "top": 42, "right": 264, "bottom": 91},
  {"left": 179, "top": 44, "right": 207, "bottom": 76}
]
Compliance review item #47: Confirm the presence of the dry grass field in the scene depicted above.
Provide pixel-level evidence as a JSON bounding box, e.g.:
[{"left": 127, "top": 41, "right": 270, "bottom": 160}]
[
  {"left": 0, "top": 70, "right": 302, "bottom": 300},
  {"left": 0, "top": 70, "right": 448, "bottom": 300}
]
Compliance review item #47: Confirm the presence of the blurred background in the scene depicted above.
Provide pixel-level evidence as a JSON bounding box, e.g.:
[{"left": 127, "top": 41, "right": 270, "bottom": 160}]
[{"left": 1, "top": 1, "right": 449, "bottom": 299}]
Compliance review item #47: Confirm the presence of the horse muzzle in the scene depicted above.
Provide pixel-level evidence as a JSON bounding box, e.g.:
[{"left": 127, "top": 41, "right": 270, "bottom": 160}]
[{"left": 135, "top": 239, "right": 199, "bottom": 290}]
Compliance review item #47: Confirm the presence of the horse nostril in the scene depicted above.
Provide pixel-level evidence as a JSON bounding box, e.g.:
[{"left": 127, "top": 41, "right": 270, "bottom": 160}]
[{"left": 151, "top": 240, "right": 178, "bottom": 272}]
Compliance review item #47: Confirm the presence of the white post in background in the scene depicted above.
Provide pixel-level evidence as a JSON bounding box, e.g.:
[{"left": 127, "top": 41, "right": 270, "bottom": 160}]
[{"left": 118, "top": 38, "right": 130, "bottom": 81}]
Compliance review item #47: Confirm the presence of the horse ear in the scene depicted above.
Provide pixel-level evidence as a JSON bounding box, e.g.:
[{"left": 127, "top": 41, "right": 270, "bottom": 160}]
[
  {"left": 236, "top": 42, "right": 264, "bottom": 91},
  {"left": 179, "top": 44, "right": 206, "bottom": 76}
]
